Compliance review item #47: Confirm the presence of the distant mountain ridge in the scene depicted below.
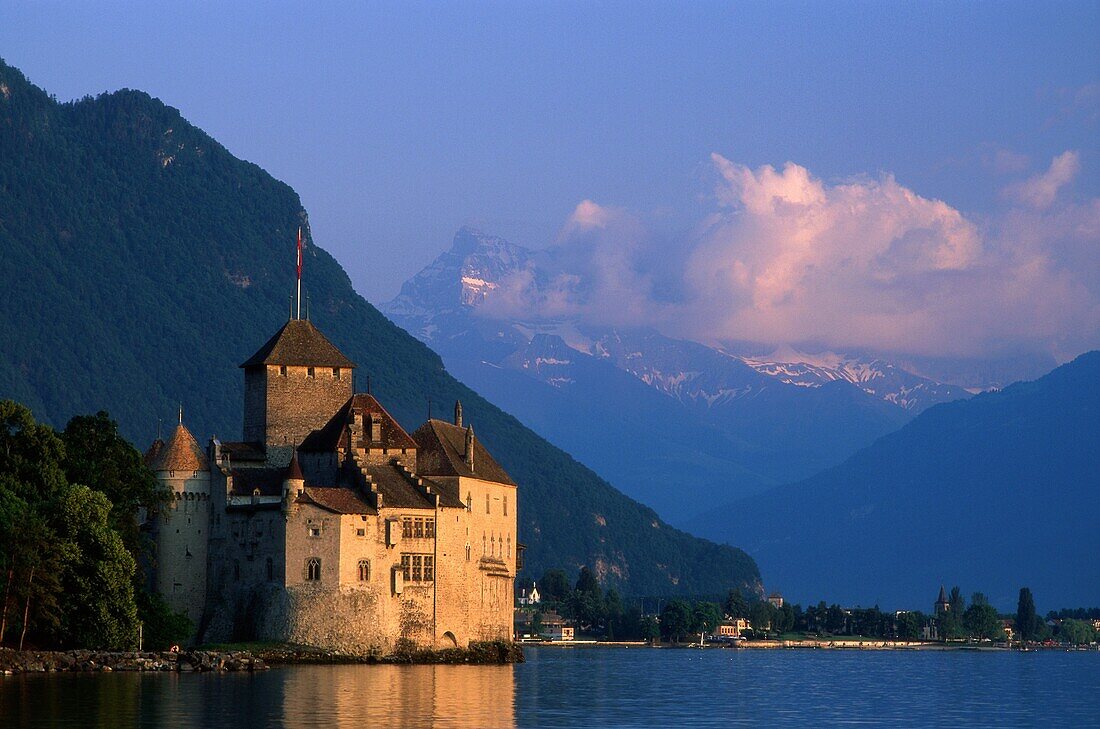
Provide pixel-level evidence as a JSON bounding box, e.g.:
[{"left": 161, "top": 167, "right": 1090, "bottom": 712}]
[
  {"left": 690, "top": 351, "right": 1100, "bottom": 609},
  {"left": 384, "top": 227, "right": 975, "bottom": 521},
  {"left": 0, "top": 57, "right": 760, "bottom": 597}
]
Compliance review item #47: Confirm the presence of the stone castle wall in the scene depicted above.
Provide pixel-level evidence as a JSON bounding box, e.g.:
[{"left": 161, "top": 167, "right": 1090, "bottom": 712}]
[
  {"left": 244, "top": 364, "right": 351, "bottom": 457},
  {"left": 155, "top": 471, "right": 211, "bottom": 626}
]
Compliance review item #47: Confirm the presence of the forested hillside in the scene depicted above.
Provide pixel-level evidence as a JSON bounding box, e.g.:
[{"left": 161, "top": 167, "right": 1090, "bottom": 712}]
[{"left": 0, "top": 58, "right": 759, "bottom": 597}]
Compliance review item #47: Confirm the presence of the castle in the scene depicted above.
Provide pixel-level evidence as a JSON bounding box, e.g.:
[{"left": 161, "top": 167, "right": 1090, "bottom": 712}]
[{"left": 143, "top": 315, "right": 519, "bottom": 652}]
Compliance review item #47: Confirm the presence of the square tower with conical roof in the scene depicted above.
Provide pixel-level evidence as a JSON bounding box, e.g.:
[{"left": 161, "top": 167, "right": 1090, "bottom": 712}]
[{"left": 240, "top": 319, "right": 356, "bottom": 464}]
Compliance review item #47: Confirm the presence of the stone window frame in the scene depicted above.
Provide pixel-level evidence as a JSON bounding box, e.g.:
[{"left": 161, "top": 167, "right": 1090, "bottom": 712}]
[
  {"left": 332, "top": 367, "right": 341, "bottom": 379},
  {"left": 358, "top": 559, "right": 370, "bottom": 582},
  {"left": 308, "top": 525, "right": 322, "bottom": 538},
  {"left": 356, "top": 528, "right": 366, "bottom": 537},
  {"left": 306, "top": 557, "right": 321, "bottom": 582},
  {"left": 307, "top": 366, "right": 316, "bottom": 379},
  {"left": 279, "top": 365, "right": 287, "bottom": 377},
  {"left": 399, "top": 553, "right": 435, "bottom": 583}
]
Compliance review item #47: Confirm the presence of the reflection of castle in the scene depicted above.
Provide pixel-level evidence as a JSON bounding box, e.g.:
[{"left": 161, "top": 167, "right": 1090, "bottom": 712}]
[{"left": 145, "top": 313, "right": 518, "bottom": 652}]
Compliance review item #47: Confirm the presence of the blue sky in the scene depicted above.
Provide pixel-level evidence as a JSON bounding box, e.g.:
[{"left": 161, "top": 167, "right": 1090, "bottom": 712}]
[{"left": 2, "top": 1, "right": 1097, "bottom": 357}]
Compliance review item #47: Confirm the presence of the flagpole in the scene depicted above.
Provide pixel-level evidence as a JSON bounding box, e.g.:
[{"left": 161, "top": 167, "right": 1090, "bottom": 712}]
[{"left": 296, "top": 227, "right": 302, "bottom": 320}]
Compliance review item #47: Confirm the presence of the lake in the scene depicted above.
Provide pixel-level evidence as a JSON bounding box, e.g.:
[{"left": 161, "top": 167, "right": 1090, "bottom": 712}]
[{"left": 2, "top": 646, "right": 1098, "bottom": 727}]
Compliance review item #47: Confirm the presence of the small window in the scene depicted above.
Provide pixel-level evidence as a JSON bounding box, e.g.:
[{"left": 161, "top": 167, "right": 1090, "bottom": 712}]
[
  {"left": 333, "top": 367, "right": 341, "bottom": 379},
  {"left": 358, "top": 559, "right": 370, "bottom": 582},
  {"left": 279, "top": 365, "right": 287, "bottom": 377},
  {"left": 308, "top": 526, "right": 321, "bottom": 538},
  {"left": 306, "top": 557, "right": 321, "bottom": 581},
  {"left": 356, "top": 528, "right": 365, "bottom": 537},
  {"left": 423, "top": 556, "right": 434, "bottom": 582},
  {"left": 402, "top": 518, "right": 413, "bottom": 539},
  {"left": 425, "top": 518, "right": 435, "bottom": 538},
  {"left": 485, "top": 493, "right": 490, "bottom": 514},
  {"left": 504, "top": 494, "right": 508, "bottom": 517},
  {"left": 465, "top": 543, "right": 471, "bottom": 561},
  {"left": 307, "top": 367, "right": 315, "bottom": 379},
  {"left": 466, "top": 493, "right": 472, "bottom": 511},
  {"left": 400, "top": 554, "right": 411, "bottom": 581},
  {"left": 413, "top": 518, "right": 424, "bottom": 539}
]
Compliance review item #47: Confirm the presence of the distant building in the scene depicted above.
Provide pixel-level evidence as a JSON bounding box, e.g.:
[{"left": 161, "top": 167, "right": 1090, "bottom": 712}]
[
  {"left": 1002, "top": 619, "right": 1015, "bottom": 641},
  {"left": 518, "top": 582, "right": 541, "bottom": 606},
  {"left": 715, "top": 618, "right": 751, "bottom": 638},
  {"left": 934, "top": 585, "right": 951, "bottom": 616},
  {"left": 514, "top": 609, "right": 573, "bottom": 641},
  {"left": 767, "top": 593, "right": 784, "bottom": 609}
]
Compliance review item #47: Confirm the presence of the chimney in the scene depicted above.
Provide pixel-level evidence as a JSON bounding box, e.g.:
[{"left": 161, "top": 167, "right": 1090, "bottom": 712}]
[
  {"left": 464, "top": 425, "right": 475, "bottom": 471},
  {"left": 454, "top": 400, "right": 463, "bottom": 428}
]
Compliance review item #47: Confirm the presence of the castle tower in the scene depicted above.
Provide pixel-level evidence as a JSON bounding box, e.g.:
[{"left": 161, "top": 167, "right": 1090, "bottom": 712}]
[
  {"left": 149, "top": 416, "right": 211, "bottom": 629},
  {"left": 240, "top": 319, "right": 356, "bottom": 464}
]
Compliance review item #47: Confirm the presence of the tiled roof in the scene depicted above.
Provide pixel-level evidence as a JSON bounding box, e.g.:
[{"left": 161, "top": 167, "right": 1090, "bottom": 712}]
[
  {"left": 286, "top": 452, "right": 304, "bottom": 481},
  {"left": 363, "top": 462, "right": 435, "bottom": 509},
  {"left": 239, "top": 319, "right": 356, "bottom": 369},
  {"left": 299, "top": 394, "right": 419, "bottom": 453},
  {"left": 229, "top": 467, "right": 285, "bottom": 497},
  {"left": 424, "top": 477, "right": 468, "bottom": 509},
  {"left": 412, "top": 419, "right": 516, "bottom": 486},
  {"left": 150, "top": 424, "right": 208, "bottom": 472}
]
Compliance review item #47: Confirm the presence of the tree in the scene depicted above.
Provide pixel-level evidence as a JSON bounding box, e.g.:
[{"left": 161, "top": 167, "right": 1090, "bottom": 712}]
[
  {"left": 605, "top": 588, "right": 625, "bottom": 639},
  {"left": 825, "top": 604, "right": 847, "bottom": 635},
  {"left": 660, "top": 599, "right": 693, "bottom": 643},
  {"left": 723, "top": 588, "right": 749, "bottom": 618},
  {"left": 539, "top": 569, "right": 571, "bottom": 603},
  {"left": 1016, "top": 588, "right": 1040, "bottom": 644},
  {"left": 575, "top": 566, "right": 600, "bottom": 597},
  {"left": 692, "top": 601, "right": 722, "bottom": 635},
  {"left": 750, "top": 601, "right": 778, "bottom": 636},
  {"left": 1057, "top": 619, "right": 1096, "bottom": 646},
  {"left": 963, "top": 593, "right": 1003, "bottom": 640},
  {"left": 948, "top": 586, "right": 965, "bottom": 614},
  {"left": 57, "top": 485, "right": 139, "bottom": 649},
  {"left": 639, "top": 614, "right": 661, "bottom": 643},
  {"left": 61, "top": 412, "right": 165, "bottom": 556},
  {"left": 774, "top": 603, "right": 795, "bottom": 634},
  {"left": 897, "top": 612, "right": 923, "bottom": 640}
]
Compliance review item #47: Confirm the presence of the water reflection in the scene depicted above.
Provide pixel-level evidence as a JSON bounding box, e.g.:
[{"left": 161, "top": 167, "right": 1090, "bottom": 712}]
[
  {"left": 277, "top": 663, "right": 516, "bottom": 728},
  {"left": 1, "top": 663, "right": 516, "bottom": 729}
]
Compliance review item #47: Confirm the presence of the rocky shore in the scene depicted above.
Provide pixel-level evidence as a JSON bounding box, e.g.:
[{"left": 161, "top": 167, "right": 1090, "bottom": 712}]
[
  {"left": 0, "top": 647, "right": 268, "bottom": 674},
  {"left": 0, "top": 641, "right": 523, "bottom": 674}
]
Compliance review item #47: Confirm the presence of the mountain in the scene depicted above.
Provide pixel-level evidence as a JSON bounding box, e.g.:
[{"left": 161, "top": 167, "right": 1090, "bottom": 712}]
[
  {"left": 690, "top": 352, "right": 1100, "bottom": 609},
  {"left": 383, "top": 228, "right": 971, "bottom": 522},
  {"left": 0, "top": 58, "right": 760, "bottom": 597}
]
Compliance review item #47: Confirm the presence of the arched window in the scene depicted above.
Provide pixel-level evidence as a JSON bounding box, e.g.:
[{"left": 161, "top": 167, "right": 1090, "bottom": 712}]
[
  {"left": 465, "top": 543, "right": 471, "bottom": 561},
  {"left": 306, "top": 557, "right": 321, "bottom": 582},
  {"left": 358, "top": 559, "right": 370, "bottom": 582},
  {"left": 266, "top": 557, "right": 274, "bottom": 581}
]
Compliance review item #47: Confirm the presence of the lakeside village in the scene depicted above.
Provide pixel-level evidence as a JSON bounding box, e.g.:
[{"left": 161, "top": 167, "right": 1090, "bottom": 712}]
[
  {"left": 0, "top": 270, "right": 1097, "bottom": 669},
  {"left": 512, "top": 573, "right": 1100, "bottom": 650}
]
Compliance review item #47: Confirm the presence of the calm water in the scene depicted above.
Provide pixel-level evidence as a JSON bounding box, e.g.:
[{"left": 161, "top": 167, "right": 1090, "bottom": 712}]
[{"left": 2, "top": 647, "right": 1098, "bottom": 728}]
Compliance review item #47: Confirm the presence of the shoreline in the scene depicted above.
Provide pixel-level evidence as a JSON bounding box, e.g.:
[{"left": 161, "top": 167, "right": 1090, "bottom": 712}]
[
  {"left": 0, "top": 641, "right": 524, "bottom": 674},
  {"left": 525, "top": 639, "right": 1094, "bottom": 652}
]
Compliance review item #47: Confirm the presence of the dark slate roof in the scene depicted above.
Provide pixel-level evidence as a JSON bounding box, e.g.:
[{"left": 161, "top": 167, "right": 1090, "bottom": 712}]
[
  {"left": 300, "top": 486, "right": 376, "bottom": 515},
  {"left": 239, "top": 319, "right": 356, "bottom": 369},
  {"left": 221, "top": 441, "right": 266, "bottom": 461},
  {"left": 150, "top": 424, "right": 209, "bottom": 472},
  {"left": 299, "top": 394, "right": 419, "bottom": 453},
  {"left": 298, "top": 460, "right": 442, "bottom": 514},
  {"left": 412, "top": 419, "right": 516, "bottom": 486},
  {"left": 144, "top": 438, "right": 164, "bottom": 467},
  {"left": 425, "top": 477, "right": 468, "bottom": 509},
  {"left": 229, "top": 468, "right": 285, "bottom": 497}
]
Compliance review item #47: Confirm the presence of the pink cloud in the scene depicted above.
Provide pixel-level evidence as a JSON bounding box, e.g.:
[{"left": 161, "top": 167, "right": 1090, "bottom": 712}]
[{"left": 1003, "top": 151, "right": 1081, "bottom": 209}]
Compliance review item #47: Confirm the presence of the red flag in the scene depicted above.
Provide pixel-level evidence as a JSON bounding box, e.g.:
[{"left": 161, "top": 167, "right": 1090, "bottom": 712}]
[{"left": 296, "top": 227, "right": 302, "bottom": 280}]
